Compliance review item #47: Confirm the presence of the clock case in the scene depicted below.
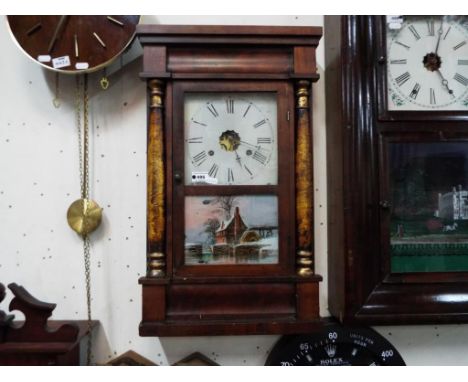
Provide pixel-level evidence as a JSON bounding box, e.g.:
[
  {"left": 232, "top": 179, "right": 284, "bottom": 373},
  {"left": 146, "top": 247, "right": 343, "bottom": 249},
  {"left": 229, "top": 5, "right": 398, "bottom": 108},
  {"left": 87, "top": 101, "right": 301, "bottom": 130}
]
[
  {"left": 137, "top": 25, "right": 322, "bottom": 336},
  {"left": 326, "top": 15, "right": 468, "bottom": 325}
]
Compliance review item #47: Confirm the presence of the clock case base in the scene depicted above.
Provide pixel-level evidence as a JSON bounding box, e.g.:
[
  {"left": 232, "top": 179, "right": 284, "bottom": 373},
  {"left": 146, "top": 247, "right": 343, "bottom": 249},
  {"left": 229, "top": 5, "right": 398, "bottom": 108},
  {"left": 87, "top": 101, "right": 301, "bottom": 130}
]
[
  {"left": 138, "top": 25, "right": 323, "bottom": 336},
  {"left": 140, "top": 276, "right": 321, "bottom": 336}
]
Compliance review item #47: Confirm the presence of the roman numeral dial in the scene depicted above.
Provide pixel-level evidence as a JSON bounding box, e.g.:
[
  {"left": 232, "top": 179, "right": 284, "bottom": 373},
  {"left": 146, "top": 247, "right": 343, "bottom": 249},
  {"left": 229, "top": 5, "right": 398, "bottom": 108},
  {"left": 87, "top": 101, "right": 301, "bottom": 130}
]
[
  {"left": 184, "top": 93, "right": 278, "bottom": 185},
  {"left": 387, "top": 16, "right": 468, "bottom": 110}
]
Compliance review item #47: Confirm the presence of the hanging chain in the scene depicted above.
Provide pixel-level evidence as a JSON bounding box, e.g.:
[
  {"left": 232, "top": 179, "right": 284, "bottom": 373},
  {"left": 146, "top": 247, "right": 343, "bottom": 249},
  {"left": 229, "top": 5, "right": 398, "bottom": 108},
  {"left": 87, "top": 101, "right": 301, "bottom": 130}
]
[
  {"left": 83, "top": 234, "right": 92, "bottom": 366},
  {"left": 76, "top": 73, "right": 93, "bottom": 366},
  {"left": 83, "top": 74, "right": 90, "bottom": 200},
  {"left": 76, "top": 76, "right": 84, "bottom": 197}
]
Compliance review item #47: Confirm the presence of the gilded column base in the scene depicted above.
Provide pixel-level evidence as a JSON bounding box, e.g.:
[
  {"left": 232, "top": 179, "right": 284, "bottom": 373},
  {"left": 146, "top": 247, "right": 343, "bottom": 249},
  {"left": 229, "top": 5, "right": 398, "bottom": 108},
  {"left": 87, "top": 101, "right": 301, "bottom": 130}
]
[
  {"left": 148, "top": 252, "right": 166, "bottom": 278},
  {"left": 297, "top": 250, "right": 314, "bottom": 277}
]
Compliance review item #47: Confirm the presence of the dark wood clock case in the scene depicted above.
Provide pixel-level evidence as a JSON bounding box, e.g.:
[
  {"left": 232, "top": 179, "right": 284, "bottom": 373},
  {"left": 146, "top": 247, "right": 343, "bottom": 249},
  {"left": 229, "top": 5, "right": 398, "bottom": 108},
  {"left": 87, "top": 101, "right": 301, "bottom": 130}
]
[
  {"left": 325, "top": 16, "right": 468, "bottom": 325},
  {"left": 137, "top": 25, "right": 323, "bottom": 336}
]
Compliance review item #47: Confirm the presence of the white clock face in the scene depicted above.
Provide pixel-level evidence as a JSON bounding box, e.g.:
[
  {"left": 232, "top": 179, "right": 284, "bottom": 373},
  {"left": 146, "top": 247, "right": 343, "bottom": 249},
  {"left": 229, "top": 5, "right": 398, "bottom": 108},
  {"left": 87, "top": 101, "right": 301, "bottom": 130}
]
[
  {"left": 184, "top": 93, "right": 278, "bottom": 185},
  {"left": 387, "top": 16, "right": 468, "bottom": 110}
]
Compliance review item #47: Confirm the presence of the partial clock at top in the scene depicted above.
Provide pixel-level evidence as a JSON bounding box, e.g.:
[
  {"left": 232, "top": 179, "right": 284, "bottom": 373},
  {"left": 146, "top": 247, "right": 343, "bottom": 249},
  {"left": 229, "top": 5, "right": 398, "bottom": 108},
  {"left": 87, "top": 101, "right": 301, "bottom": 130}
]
[
  {"left": 387, "top": 15, "right": 468, "bottom": 110},
  {"left": 7, "top": 15, "right": 140, "bottom": 73}
]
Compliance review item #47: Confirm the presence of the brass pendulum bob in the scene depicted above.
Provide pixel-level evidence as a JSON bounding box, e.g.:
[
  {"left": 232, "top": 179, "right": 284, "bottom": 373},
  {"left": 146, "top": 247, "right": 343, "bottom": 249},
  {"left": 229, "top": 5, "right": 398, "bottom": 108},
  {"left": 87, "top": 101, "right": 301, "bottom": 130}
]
[{"left": 67, "top": 198, "right": 102, "bottom": 236}]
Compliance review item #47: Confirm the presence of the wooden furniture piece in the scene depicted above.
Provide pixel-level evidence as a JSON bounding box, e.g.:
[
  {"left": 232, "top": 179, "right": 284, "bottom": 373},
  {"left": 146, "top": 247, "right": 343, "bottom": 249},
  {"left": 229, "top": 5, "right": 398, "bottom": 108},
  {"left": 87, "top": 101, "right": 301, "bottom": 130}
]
[
  {"left": 0, "top": 283, "right": 93, "bottom": 365},
  {"left": 325, "top": 15, "right": 468, "bottom": 324},
  {"left": 138, "top": 25, "right": 323, "bottom": 336}
]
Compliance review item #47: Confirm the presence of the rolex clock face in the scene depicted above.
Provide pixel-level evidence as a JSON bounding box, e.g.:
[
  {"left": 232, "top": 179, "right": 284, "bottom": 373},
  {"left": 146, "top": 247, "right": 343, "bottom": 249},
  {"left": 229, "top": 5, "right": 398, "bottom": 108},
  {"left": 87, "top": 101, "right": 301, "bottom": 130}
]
[
  {"left": 265, "top": 325, "right": 406, "bottom": 366},
  {"left": 184, "top": 93, "right": 278, "bottom": 185},
  {"left": 387, "top": 16, "right": 468, "bottom": 110}
]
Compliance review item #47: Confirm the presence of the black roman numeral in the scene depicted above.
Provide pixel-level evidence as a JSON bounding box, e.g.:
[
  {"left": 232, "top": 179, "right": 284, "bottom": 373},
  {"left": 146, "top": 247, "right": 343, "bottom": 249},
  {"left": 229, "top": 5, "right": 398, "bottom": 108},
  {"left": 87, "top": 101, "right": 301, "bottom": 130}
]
[
  {"left": 395, "top": 41, "right": 410, "bottom": 50},
  {"left": 257, "top": 137, "right": 272, "bottom": 144},
  {"left": 187, "top": 137, "right": 203, "bottom": 143},
  {"left": 409, "top": 83, "right": 421, "bottom": 99},
  {"left": 252, "top": 151, "right": 267, "bottom": 165},
  {"left": 408, "top": 25, "right": 421, "bottom": 41},
  {"left": 443, "top": 26, "right": 451, "bottom": 40},
  {"left": 244, "top": 165, "right": 253, "bottom": 176},
  {"left": 390, "top": 59, "right": 407, "bottom": 64},
  {"left": 395, "top": 71, "right": 411, "bottom": 87},
  {"left": 243, "top": 104, "right": 252, "bottom": 117},
  {"left": 453, "top": 41, "right": 467, "bottom": 51},
  {"left": 192, "top": 151, "right": 207, "bottom": 166},
  {"left": 253, "top": 119, "right": 267, "bottom": 128},
  {"left": 454, "top": 73, "right": 468, "bottom": 86},
  {"left": 430, "top": 88, "right": 436, "bottom": 105},
  {"left": 427, "top": 19, "right": 435, "bottom": 36},
  {"left": 207, "top": 103, "right": 219, "bottom": 117},
  {"left": 208, "top": 163, "right": 219, "bottom": 178},
  {"left": 227, "top": 168, "right": 234, "bottom": 183},
  {"left": 226, "top": 98, "right": 234, "bottom": 114},
  {"left": 192, "top": 120, "right": 207, "bottom": 127}
]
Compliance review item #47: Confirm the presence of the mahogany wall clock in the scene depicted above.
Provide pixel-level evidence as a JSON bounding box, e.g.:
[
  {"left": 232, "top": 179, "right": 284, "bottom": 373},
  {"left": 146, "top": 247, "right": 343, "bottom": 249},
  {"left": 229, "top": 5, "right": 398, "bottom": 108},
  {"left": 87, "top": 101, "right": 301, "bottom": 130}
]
[
  {"left": 7, "top": 16, "right": 140, "bottom": 73},
  {"left": 137, "top": 25, "right": 322, "bottom": 336},
  {"left": 326, "top": 16, "right": 468, "bottom": 324}
]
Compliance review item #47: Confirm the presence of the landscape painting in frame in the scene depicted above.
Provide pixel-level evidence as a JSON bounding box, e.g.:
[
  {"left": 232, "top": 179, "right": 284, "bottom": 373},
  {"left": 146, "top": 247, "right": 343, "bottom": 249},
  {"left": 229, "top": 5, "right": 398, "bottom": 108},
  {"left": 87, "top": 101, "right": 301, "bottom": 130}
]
[
  {"left": 390, "top": 142, "right": 468, "bottom": 273},
  {"left": 185, "top": 195, "right": 279, "bottom": 265}
]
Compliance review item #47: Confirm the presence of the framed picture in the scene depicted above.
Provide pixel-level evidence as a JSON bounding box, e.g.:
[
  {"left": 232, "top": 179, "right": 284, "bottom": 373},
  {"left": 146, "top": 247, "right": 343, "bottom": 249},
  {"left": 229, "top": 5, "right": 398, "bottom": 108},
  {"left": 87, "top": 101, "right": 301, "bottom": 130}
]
[
  {"left": 185, "top": 195, "right": 279, "bottom": 266},
  {"left": 388, "top": 142, "right": 468, "bottom": 273}
]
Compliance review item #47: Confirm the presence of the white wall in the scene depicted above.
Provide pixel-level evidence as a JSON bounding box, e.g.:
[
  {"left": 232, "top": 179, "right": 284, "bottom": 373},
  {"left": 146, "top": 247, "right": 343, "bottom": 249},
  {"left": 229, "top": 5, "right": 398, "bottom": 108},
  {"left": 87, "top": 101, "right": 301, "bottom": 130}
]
[{"left": 0, "top": 14, "right": 467, "bottom": 366}]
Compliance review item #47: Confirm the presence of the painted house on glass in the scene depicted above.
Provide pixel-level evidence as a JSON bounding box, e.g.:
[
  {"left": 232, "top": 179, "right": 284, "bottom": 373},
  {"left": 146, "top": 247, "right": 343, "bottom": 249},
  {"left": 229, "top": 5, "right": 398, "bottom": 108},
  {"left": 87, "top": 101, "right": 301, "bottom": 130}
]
[{"left": 437, "top": 185, "right": 468, "bottom": 221}]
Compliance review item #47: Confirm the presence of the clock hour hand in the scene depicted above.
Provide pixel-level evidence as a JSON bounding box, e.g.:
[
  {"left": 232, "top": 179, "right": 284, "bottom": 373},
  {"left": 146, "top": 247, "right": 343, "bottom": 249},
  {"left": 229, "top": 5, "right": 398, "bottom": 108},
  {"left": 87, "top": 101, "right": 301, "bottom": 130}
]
[
  {"left": 48, "top": 15, "right": 68, "bottom": 53},
  {"left": 240, "top": 140, "right": 262, "bottom": 151},
  {"left": 436, "top": 69, "right": 455, "bottom": 97},
  {"left": 234, "top": 150, "right": 243, "bottom": 168}
]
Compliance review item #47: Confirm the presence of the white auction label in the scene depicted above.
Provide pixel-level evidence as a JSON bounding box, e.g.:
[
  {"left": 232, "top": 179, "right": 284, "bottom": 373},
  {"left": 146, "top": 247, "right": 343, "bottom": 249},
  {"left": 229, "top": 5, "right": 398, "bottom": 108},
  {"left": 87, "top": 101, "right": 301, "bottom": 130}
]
[
  {"left": 75, "top": 62, "right": 89, "bottom": 70},
  {"left": 52, "top": 55, "right": 71, "bottom": 69},
  {"left": 191, "top": 172, "right": 218, "bottom": 185},
  {"left": 37, "top": 55, "right": 51, "bottom": 63},
  {"left": 387, "top": 15, "right": 404, "bottom": 30}
]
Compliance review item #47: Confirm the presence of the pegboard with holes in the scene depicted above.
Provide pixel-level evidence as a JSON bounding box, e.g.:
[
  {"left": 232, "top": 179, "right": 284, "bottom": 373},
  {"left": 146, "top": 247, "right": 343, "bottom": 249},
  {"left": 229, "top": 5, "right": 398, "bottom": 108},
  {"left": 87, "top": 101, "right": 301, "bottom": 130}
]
[{"left": 2, "top": 14, "right": 468, "bottom": 366}]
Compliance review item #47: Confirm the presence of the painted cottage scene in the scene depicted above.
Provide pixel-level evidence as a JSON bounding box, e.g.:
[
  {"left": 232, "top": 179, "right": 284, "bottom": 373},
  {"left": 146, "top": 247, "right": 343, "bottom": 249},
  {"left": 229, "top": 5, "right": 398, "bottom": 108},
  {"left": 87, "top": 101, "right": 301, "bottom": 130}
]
[{"left": 185, "top": 196, "right": 279, "bottom": 265}]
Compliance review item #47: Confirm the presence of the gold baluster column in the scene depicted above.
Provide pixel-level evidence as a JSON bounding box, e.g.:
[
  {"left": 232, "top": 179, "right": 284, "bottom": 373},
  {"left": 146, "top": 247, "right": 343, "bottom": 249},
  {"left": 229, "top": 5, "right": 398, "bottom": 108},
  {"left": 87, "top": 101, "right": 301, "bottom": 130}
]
[
  {"left": 147, "top": 79, "right": 166, "bottom": 277},
  {"left": 295, "top": 80, "right": 314, "bottom": 277}
]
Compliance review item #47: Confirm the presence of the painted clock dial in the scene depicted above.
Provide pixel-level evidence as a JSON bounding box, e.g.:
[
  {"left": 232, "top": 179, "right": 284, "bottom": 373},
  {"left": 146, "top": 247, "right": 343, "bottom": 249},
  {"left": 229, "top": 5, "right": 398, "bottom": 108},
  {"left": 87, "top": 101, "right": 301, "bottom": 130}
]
[
  {"left": 387, "top": 16, "right": 468, "bottom": 110},
  {"left": 265, "top": 325, "right": 406, "bottom": 366},
  {"left": 184, "top": 93, "right": 278, "bottom": 185}
]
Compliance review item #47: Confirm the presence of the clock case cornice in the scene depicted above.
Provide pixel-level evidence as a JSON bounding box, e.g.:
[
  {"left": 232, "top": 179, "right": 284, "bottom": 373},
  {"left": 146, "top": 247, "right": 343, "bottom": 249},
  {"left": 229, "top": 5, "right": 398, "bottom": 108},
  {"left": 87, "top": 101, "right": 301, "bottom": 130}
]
[
  {"left": 137, "top": 24, "right": 322, "bottom": 81},
  {"left": 137, "top": 24, "right": 323, "bottom": 337}
]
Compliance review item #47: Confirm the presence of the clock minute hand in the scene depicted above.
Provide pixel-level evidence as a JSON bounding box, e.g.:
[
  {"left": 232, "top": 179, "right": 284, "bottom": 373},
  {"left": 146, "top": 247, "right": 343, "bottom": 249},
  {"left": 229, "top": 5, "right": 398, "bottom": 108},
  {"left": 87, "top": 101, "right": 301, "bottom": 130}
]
[
  {"left": 434, "top": 23, "right": 443, "bottom": 55},
  {"left": 436, "top": 69, "right": 455, "bottom": 97},
  {"left": 48, "top": 15, "right": 68, "bottom": 53}
]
